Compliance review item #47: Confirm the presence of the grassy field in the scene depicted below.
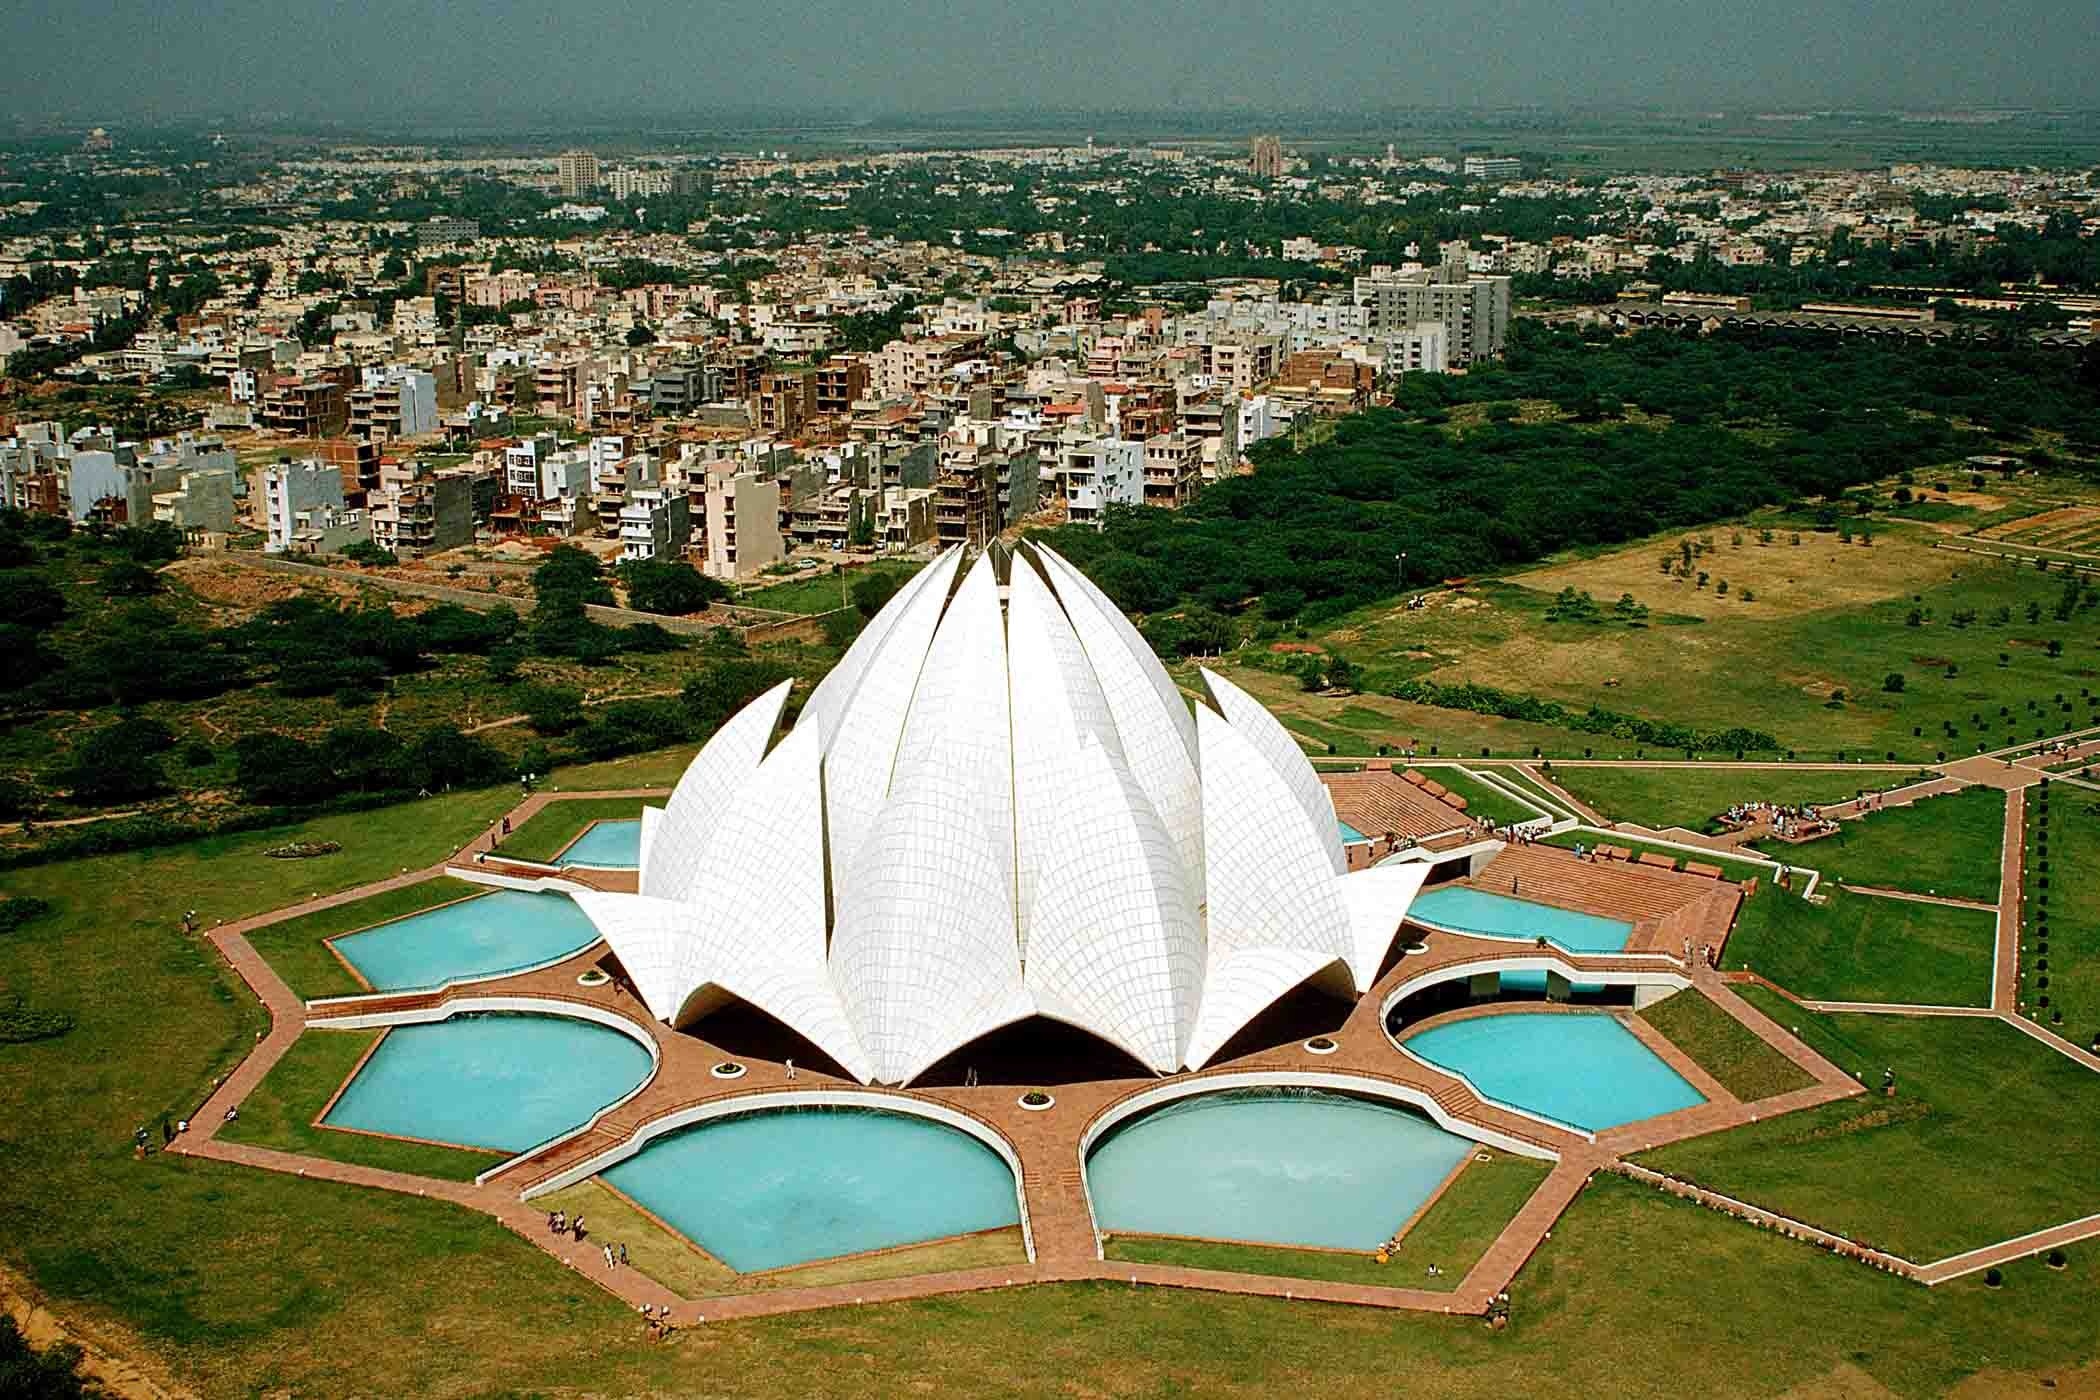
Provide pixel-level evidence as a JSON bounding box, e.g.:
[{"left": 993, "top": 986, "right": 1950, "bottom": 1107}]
[
  {"left": 1638, "top": 990, "right": 1815, "bottom": 1101},
  {"left": 501, "top": 797, "right": 647, "bottom": 863},
  {"left": 1543, "top": 764, "right": 1906, "bottom": 830},
  {"left": 1724, "top": 887, "right": 1997, "bottom": 1007},
  {"left": 1785, "top": 786, "right": 2006, "bottom": 902},
  {"left": 2030, "top": 784, "right": 2100, "bottom": 1049},
  {"left": 1264, "top": 516, "right": 2100, "bottom": 763},
  {"left": 243, "top": 876, "right": 484, "bottom": 1001},
  {"left": 1412, "top": 766, "right": 1547, "bottom": 826},
  {"left": 1105, "top": 1148, "right": 1552, "bottom": 1291},
  {"left": 1639, "top": 994, "right": 2100, "bottom": 1261},
  {"left": 736, "top": 558, "right": 924, "bottom": 615},
  {"left": 219, "top": 1028, "right": 503, "bottom": 1180}
]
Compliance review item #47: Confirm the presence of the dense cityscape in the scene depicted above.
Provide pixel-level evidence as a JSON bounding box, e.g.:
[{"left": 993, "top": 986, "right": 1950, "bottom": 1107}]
[{"left": 3, "top": 85, "right": 2100, "bottom": 1400}]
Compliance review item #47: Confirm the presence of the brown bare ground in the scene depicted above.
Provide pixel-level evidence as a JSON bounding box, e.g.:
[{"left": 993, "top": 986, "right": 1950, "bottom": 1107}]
[{"left": 0, "top": 1259, "right": 192, "bottom": 1400}]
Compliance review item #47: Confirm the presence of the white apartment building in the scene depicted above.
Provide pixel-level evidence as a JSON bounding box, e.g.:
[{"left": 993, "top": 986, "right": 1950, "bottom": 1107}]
[
  {"left": 261, "top": 459, "right": 346, "bottom": 554},
  {"left": 1058, "top": 437, "right": 1144, "bottom": 528}
]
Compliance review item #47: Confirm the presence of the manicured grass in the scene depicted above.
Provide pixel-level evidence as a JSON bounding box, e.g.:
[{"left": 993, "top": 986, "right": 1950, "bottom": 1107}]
[
  {"left": 501, "top": 798, "right": 646, "bottom": 864},
  {"left": 750, "top": 1228, "right": 1027, "bottom": 1292},
  {"left": 1724, "top": 886, "right": 1996, "bottom": 1007},
  {"left": 1791, "top": 786, "right": 2006, "bottom": 901},
  {"left": 243, "top": 877, "right": 483, "bottom": 1001},
  {"left": 1638, "top": 1001, "right": 2100, "bottom": 1260},
  {"left": 1106, "top": 1148, "right": 1551, "bottom": 1292},
  {"left": 1638, "top": 989, "right": 1815, "bottom": 1101},
  {"left": 536, "top": 1181, "right": 736, "bottom": 1296},
  {"left": 218, "top": 1028, "right": 503, "bottom": 1181},
  {"left": 5, "top": 780, "right": 2100, "bottom": 1394},
  {"left": 2029, "top": 785, "right": 2100, "bottom": 1049},
  {"left": 1545, "top": 764, "right": 1906, "bottom": 830},
  {"left": 1412, "top": 766, "right": 1546, "bottom": 826},
  {"left": 736, "top": 558, "right": 922, "bottom": 615},
  {"left": 1539, "top": 830, "right": 1771, "bottom": 884}
]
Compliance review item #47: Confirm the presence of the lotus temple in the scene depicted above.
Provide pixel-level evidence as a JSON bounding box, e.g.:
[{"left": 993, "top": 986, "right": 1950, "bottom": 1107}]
[{"left": 181, "top": 542, "right": 1892, "bottom": 1318}]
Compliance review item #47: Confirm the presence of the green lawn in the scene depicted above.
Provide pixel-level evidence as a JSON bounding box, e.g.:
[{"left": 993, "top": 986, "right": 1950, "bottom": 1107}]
[
  {"left": 1545, "top": 764, "right": 1908, "bottom": 830},
  {"left": 1639, "top": 995, "right": 2100, "bottom": 1261},
  {"left": 736, "top": 558, "right": 923, "bottom": 615},
  {"left": 1479, "top": 764, "right": 1582, "bottom": 818},
  {"left": 1638, "top": 989, "right": 1816, "bottom": 1101},
  {"left": 1413, "top": 766, "right": 1547, "bottom": 826},
  {"left": 2030, "top": 785, "right": 2100, "bottom": 1049},
  {"left": 5, "top": 754, "right": 2100, "bottom": 1393},
  {"left": 243, "top": 877, "right": 484, "bottom": 1001},
  {"left": 1783, "top": 786, "right": 2006, "bottom": 901},
  {"left": 219, "top": 1028, "right": 503, "bottom": 1181},
  {"left": 1106, "top": 1149, "right": 1551, "bottom": 1291},
  {"left": 500, "top": 798, "right": 646, "bottom": 863},
  {"left": 1724, "top": 886, "right": 1997, "bottom": 1007}
]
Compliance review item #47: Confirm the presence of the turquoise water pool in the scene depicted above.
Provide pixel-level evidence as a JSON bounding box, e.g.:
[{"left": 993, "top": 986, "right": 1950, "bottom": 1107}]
[
  {"left": 324, "top": 1014, "right": 652, "bottom": 1153},
  {"left": 1086, "top": 1089, "right": 1473, "bottom": 1251},
  {"left": 1338, "top": 819, "right": 1369, "bottom": 843},
  {"left": 602, "top": 1108, "right": 1020, "bottom": 1272},
  {"left": 560, "top": 818, "right": 641, "bottom": 868},
  {"left": 1410, "top": 885, "right": 1634, "bottom": 953},
  {"left": 1403, "top": 1012, "right": 1703, "bottom": 1132},
  {"left": 332, "top": 889, "right": 602, "bottom": 991}
]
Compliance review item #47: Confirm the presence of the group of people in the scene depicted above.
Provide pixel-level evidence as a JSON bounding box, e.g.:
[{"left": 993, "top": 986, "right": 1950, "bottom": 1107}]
[
  {"left": 638, "top": 1303, "right": 675, "bottom": 1340},
  {"left": 1722, "top": 800, "right": 1832, "bottom": 842},
  {"left": 546, "top": 1209, "right": 632, "bottom": 1270}
]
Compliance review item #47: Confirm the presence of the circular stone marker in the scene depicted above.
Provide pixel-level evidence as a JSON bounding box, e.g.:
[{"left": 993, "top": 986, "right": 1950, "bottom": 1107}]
[
  {"left": 1017, "top": 1091, "right": 1055, "bottom": 1112},
  {"left": 710, "top": 1062, "right": 747, "bottom": 1080},
  {"left": 1304, "top": 1037, "right": 1339, "bottom": 1055},
  {"left": 576, "top": 969, "right": 611, "bottom": 988}
]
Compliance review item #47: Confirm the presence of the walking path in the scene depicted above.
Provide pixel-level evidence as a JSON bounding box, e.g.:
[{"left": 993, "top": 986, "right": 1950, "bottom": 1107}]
[
  {"left": 1995, "top": 786, "right": 2024, "bottom": 1014},
  {"left": 1836, "top": 884, "right": 1996, "bottom": 913}
]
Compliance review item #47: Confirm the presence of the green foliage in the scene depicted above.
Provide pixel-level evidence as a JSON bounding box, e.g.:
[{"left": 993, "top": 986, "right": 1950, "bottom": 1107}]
[
  {"left": 533, "top": 545, "right": 614, "bottom": 610},
  {"left": 61, "top": 715, "right": 174, "bottom": 802},
  {"left": 339, "top": 538, "right": 399, "bottom": 567},
  {"left": 1388, "top": 677, "right": 1778, "bottom": 753},
  {"left": 0, "top": 895, "right": 54, "bottom": 933},
  {"left": 232, "top": 724, "right": 506, "bottom": 806},
  {"left": 850, "top": 570, "right": 903, "bottom": 618},
  {"left": 0, "top": 572, "right": 67, "bottom": 629},
  {"left": 0, "top": 994, "right": 73, "bottom": 1044},
  {"left": 99, "top": 558, "right": 163, "bottom": 597},
  {"left": 618, "top": 558, "right": 727, "bottom": 616},
  {"left": 517, "top": 683, "right": 585, "bottom": 735},
  {"left": 1140, "top": 606, "right": 1236, "bottom": 658},
  {"left": 682, "top": 658, "right": 793, "bottom": 734}
]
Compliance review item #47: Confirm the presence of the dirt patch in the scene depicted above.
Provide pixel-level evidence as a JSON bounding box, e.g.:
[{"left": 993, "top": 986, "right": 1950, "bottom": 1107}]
[
  {"left": 1948, "top": 1358, "right": 2100, "bottom": 1398},
  {"left": 1269, "top": 641, "right": 1325, "bottom": 654},
  {"left": 165, "top": 557, "right": 361, "bottom": 618},
  {"left": 0, "top": 1259, "right": 191, "bottom": 1399}
]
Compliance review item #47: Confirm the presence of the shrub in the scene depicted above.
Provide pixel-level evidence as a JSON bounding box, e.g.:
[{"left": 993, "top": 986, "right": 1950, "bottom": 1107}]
[
  {"left": 1984, "top": 1267, "right": 2004, "bottom": 1288},
  {"left": 0, "top": 895, "right": 54, "bottom": 933},
  {"left": 0, "top": 995, "right": 72, "bottom": 1043}
]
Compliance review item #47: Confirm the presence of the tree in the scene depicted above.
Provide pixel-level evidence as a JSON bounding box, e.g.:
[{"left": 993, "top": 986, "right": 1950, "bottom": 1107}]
[
  {"left": 63, "top": 716, "right": 175, "bottom": 802},
  {"left": 0, "top": 574, "right": 66, "bottom": 629},
  {"left": 533, "top": 545, "right": 613, "bottom": 610},
  {"left": 517, "top": 683, "right": 585, "bottom": 735},
  {"left": 1884, "top": 672, "right": 1906, "bottom": 692},
  {"left": 682, "top": 658, "right": 793, "bottom": 734},
  {"left": 0, "top": 1313, "right": 100, "bottom": 1400},
  {"left": 339, "top": 539, "right": 398, "bottom": 567},
  {"left": 625, "top": 324, "right": 656, "bottom": 347},
  {"left": 850, "top": 571, "right": 903, "bottom": 618},
  {"left": 619, "top": 559, "right": 726, "bottom": 616},
  {"left": 100, "top": 559, "right": 162, "bottom": 597}
]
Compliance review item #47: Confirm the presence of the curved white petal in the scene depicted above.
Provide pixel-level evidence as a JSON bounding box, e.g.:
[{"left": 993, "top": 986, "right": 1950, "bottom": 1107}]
[
  {"left": 798, "top": 546, "right": 960, "bottom": 747},
  {"left": 819, "top": 547, "right": 963, "bottom": 882},
  {"left": 1203, "top": 667, "right": 1343, "bottom": 875},
  {"left": 1033, "top": 543, "right": 1204, "bottom": 881},
  {"left": 1007, "top": 555, "right": 1126, "bottom": 956},
  {"left": 642, "top": 679, "right": 790, "bottom": 902},
  {"left": 1337, "top": 861, "right": 1432, "bottom": 987},
  {"left": 567, "top": 890, "right": 701, "bottom": 1023},
  {"left": 686, "top": 723, "right": 827, "bottom": 968},
  {"left": 1185, "top": 947, "right": 1351, "bottom": 1069},
  {"left": 831, "top": 555, "right": 1029, "bottom": 1084},
  {"left": 1022, "top": 738, "right": 1203, "bottom": 1073},
  {"left": 637, "top": 804, "right": 663, "bottom": 874},
  {"left": 1197, "top": 706, "right": 1354, "bottom": 971}
]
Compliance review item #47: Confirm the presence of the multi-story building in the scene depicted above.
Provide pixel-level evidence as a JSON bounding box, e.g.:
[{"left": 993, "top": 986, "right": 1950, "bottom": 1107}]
[
  {"left": 934, "top": 460, "right": 999, "bottom": 549},
  {"left": 1058, "top": 437, "right": 1144, "bottom": 528},
  {"left": 701, "top": 467, "right": 784, "bottom": 580},
  {"left": 1142, "top": 433, "right": 1202, "bottom": 510},
  {"left": 261, "top": 458, "right": 348, "bottom": 554},
  {"left": 370, "top": 470, "right": 474, "bottom": 558},
  {"left": 1250, "top": 133, "right": 1284, "bottom": 179},
  {"left": 1351, "top": 265, "right": 1513, "bottom": 365},
  {"left": 416, "top": 217, "right": 480, "bottom": 250},
  {"left": 260, "top": 377, "right": 348, "bottom": 437},
  {"left": 555, "top": 150, "right": 601, "bottom": 199},
  {"left": 348, "top": 366, "right": 438, "bottom": 442},
  {"left": 1462, "top": 155, "right": 1523, "bottom": 181},
  {"left": 813, "top": 357, "right": 869, "bottom": 416},
  {"left": 618, "top": 485, "right": 692, "bottom": 563}
]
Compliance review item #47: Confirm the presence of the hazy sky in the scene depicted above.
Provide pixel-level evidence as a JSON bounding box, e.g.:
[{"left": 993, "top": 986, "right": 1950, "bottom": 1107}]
[{"left": 9, "top": 0, "right": 2099, "bottom": 124}]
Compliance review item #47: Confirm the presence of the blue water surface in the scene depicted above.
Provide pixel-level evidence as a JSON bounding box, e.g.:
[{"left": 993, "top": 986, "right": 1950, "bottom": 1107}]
[
  {"left": 1410, "top": 885, "right": 1634, "bottom": 953},
  {"left": 1338, "top": 819, "right": 1369, "bottom": 843},
  {"left": 1086, "top": 1089, "right": 1474, "bottom": 1251},
  {"left": 1404, "top": 1012, "right": 1704, "bottom": 1132},
  {"left": 332, "top": 889, "right": 602, "bottom": 991},
  {"left": 603, "top": 1108, "right": 1020, "bottom": 1272},
  {"left": 324, "top": 1014, "right": 651, "bottom": 1153},
  {"left": 561, "top": 818, "right": 642, "bottom": 868}
]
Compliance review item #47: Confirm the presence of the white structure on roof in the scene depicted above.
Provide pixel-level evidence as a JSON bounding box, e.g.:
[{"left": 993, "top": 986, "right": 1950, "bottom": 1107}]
[{"left": 571, "top": 542, "right": 1428, "bottom": 1085}]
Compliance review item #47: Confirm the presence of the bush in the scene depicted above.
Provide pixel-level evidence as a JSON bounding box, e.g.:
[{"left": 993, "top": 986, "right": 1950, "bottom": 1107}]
[
  {"left": 101, "top": 559, "right": 164, "bottom": 598},
  {"left": 180, "top": 741, "right": 216, "bottom": 768},
  {"left": 0, "top": 895, "right": 54, "bottom": 933},
  {"left": 619, "top": 559, "right": 727, "bottom": 616},
  {"left": 1984, "top": 1267, "right": 2004, "bottom": 1288},
  {"left": 518, "top": 683, "right": 585, "bottom": 735},
  {"left": 339, "top": 538, "right": 399, "bottom": 567},
  {"left": 850, "top": 571, "right": 903, "bottom": 619},
  {"left": 0, "top": 995, "right": 72, "bottom": 1043},
  {"left": 1883, "top": 672, "right": 1905, "bottom": 693},
  {"left": 62, "top": 716, "right": 176, "bottom": 802}
]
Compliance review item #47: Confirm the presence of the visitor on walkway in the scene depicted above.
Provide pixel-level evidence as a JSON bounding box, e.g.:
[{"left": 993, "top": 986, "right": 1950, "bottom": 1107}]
[
  {"left": 619, "top": 1242, "right": 629, "bottom": 1266},
  {"left": 784, "top": 1058, "right": 795, "bottom": 1081},
  {"left": 603, "top": 1243, "right": 615, "bottom": 1269},
  {"left": 571, "top": 1214, "right": 585, "bottom": 1241},
  {"left": 548, "top": 1210, "right": 563, "bottom": 1234},
  {"left": 223, "top": 1105, "right": 238, "bottom": 1123}
]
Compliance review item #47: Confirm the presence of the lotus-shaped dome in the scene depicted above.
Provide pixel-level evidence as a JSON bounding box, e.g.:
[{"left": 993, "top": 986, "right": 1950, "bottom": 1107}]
[{"left": 571, "top": 542, "right": 1428, "bottom": 1085}]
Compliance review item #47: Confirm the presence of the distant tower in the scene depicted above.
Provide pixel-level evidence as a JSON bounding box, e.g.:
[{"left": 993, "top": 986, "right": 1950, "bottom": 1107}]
[
  {"left": 555, "top": 149, "right": 600, "bottom": 200},
  {"left": 82, "top": 126, "right": 113, "bottom": 152},
  {"left": 1250, "top": 134, "right": 1283, "bottom": 180}
]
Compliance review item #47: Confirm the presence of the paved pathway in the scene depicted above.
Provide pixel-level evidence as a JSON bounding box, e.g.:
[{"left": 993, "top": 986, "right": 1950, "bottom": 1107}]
[
  {"left": 1995, "top": 786, "right": 2024, "bottom": 1013},
  {"left": 1837, "top": 884, "right": 1996, "bottom": 913}
]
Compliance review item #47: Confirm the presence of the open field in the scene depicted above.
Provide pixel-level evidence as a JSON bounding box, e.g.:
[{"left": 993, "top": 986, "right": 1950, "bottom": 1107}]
[
  {"left": 243, "top": 876, "right": 482, "bottom": 1001},
  {"left": 1105, "top": 1148, "right": 1552, "bottom": 1291},
  {"left": 1789, "top": 786, "right": 2006, "bottom": 902},
  {"left": 1411, "top": 766, "right": 1544, "bottom": 825},
  {"left": 1640, "top": 995, "right": 2100, "bottom": 1261},
  {"left": 1252, "top": 509, "right": 2100, "bottom": 762},
  {"left": 1724, "top": 887, "right": 1997, "bottom": 1007},
  {"left": 1638, "top": 989, "right": 1816, "bottom": 1101},
  {"left": 501, "top": 797, "right": 646, "bottom": 863},
  {"left": 735, "top": 557, "right": 924, "bottom": 614},
  {"left": 1544, "top": 763, "right": 1901, "bottom": 829},
  {"left": 219, "top": 1028, "right": 503, "bottom": 1180},
  {"left": 2029, "top": 785, "right": 2100, "bottom": 1048}
]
